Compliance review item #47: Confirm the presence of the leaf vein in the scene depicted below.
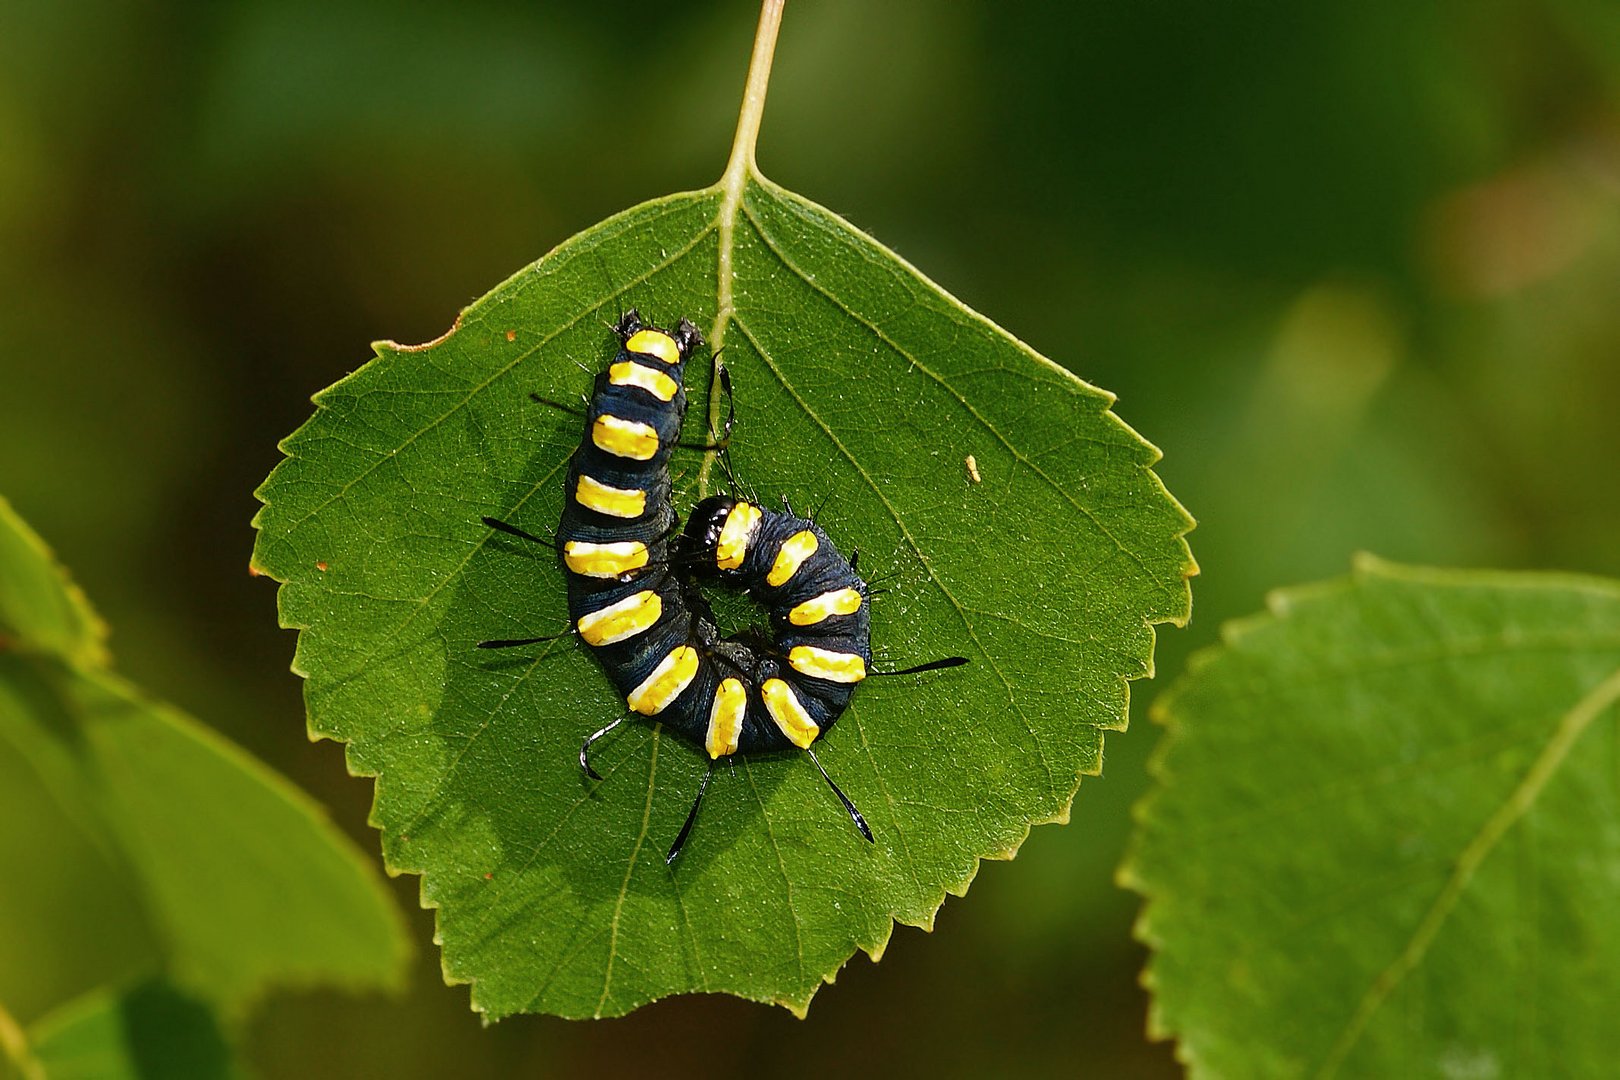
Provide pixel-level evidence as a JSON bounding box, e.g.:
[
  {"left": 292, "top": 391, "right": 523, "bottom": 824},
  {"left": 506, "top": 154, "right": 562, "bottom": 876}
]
[
  {"left": 732, "top": 312, "right": 1061, "bottom": 808},
  {"left": 739, "top": 200, "right": 1177, "bottom": 607},
  {"left": 742, "top": 756, "right": 810, "bottom": 984},
  {"left": 597, "top": 728, "right": 661, "bottom": 1017},
  {"left": 1315, "top": 662, "right": 1620, "bottom": 1077}
]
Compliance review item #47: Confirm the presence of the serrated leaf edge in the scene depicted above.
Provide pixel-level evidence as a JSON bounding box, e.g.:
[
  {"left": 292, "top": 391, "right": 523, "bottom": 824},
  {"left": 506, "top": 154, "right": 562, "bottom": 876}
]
[
  {"left": 250, "top": 172, "right": 1199, "bottom": 1020},
  {"left": 738, "top": 175, "right": 1200, "bottom": 1012},
  {"left": 1121, "top": 554, "right": 1620, "bottom": 1075}
]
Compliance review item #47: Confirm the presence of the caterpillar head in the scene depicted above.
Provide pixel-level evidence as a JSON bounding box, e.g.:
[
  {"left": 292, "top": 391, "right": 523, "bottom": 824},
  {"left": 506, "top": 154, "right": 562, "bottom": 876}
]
[
  {"left": 615, "top": 309, "right": 704, "bottom": 368},
  {"left": 682, "top": 495, "right": 760, "bottom": 578}
]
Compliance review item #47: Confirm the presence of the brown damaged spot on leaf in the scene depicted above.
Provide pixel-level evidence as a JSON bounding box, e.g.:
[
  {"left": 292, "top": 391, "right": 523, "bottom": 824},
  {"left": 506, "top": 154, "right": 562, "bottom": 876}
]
[{"left": 385, "top": 310, "right": 464, "bottom": 354}]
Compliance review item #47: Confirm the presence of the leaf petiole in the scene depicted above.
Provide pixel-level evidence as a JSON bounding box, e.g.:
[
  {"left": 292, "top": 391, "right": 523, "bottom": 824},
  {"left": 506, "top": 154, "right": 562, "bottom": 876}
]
[{"left": 701, "top": 0, "right": 784, "bottom": 497}]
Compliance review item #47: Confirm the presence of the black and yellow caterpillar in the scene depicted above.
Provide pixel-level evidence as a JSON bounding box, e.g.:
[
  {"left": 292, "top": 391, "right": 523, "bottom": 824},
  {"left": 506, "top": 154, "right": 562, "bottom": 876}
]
[{"left": 482, "top": 310, "right": 963, "bottom": 863}]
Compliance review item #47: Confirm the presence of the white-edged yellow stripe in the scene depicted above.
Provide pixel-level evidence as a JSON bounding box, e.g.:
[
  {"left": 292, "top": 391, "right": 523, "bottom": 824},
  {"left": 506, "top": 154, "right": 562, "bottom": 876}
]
[
  {"left": 609, "top": 361, "right": 678, "bottom": 402},
  {"left": 716, "top": 501, "right": 762, "bottom": 570},
  {"left": 789, "top": 645, "right": 867, "bottom": 684},
  {"left": 627, "top": 646, "right": 699, "bottom": 715},
  {"left": 766, "top": 529, "right": 818, "bottom": 587},
  {"left": 762, "top": 678, "right": 819, "bottom": 748},
  {"left": 625, "top": 329, "right": 679, "bottom": 366},
  {"left": 705, "top": 677, "right": 747, "bottom": 759},
  {"left": 576, "top": 590, "right": 661, "bottom": 646},
  {"left": 591, "top": 414, "right": 661, "bottom": 460},
  {"left": 562, "top": 540, "right": 648, "bottom": 579},
  {"left": 575, "top": 474, "right": 646, "bottom": 518},
  {"left": 788, "top": 587, "right": 863, "bottom": 626}
]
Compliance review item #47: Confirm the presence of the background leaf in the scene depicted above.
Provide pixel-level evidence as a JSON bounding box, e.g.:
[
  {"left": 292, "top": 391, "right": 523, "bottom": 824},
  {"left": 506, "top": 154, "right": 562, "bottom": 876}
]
[
  {"left": 1124, "top": 556, "right": 1620, "bottom": 1077},
  {"left": 251, "top": 174, "right": 1195, "bottom": 1018},
  {"left": 0, "top": 497, "right": 160, "bottom": 1017},
  {"left": 26, "top": 980, "right": 240, "bottom": 1080},
  {"left": 0, "top": 496, "right": 105, "bottom": 668},
  {"left": 0, "top": 495, "right": 408, "bottom": 1021}
]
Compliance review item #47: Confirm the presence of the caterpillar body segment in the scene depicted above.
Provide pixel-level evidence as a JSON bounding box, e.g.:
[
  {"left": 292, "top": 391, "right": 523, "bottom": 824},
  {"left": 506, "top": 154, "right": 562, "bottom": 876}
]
[{"left": 485, "top": 311, "right": 965, "bottom": 864}]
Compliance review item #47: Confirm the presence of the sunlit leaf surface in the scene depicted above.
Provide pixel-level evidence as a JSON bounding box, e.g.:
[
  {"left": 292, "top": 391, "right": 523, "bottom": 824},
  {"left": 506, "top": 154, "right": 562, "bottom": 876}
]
[{"left": 252, "top": 177, "right": 1195, "bottom": 1017}]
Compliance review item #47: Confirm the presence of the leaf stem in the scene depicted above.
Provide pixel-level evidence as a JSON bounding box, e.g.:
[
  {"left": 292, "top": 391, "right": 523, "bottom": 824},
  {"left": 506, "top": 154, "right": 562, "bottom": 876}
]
[
  {"left": 701, "top": 0, "right": 784, "bottom": 496},
  {"left": 720, "top": 0, "right": 782, "bottom": 199}
]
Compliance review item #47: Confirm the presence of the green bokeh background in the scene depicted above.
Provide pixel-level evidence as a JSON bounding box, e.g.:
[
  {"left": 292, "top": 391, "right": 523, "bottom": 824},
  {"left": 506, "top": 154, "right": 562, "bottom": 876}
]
[{"left": 3, "top": 0, "right": 1617, "bottom": 1074}]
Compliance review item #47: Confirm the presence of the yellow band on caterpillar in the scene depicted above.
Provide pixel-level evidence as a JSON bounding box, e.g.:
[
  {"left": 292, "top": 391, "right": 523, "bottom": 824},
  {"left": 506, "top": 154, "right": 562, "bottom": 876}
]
[
  {"left": 705, "top": 677, "right": 747, "bottom": 759},
  {"left": 788, "top": 587, "right": 863, "bottom": 626},
  {"left": 624, "top": 329, "right": 680, "bottom": 366},
  {"left": 591, "top": 414, "right": 661, "bottom": 460},
  {"left": 627, "top": 646, "right": 699, "bottom": 715},
  {"left": 575, "top": 474, "right": 646, "bottom": 518},
  {"left": 562, "top": 540, "right": 648, "bottom": 579},
  {"left": 762, "top": 678, "right": 819, "bottom": 748},
  {"left": 576, "top": 590, "right": 662, "bottom": 646},
  {"left": 788, "top": 646, "right": 867, "bottom": 684},
  {"left": 716, "top": 501, "right": 762, "bottom": 570},
  {"left": 608, "top": 361, "right": 678, "bottom": 402},
  {"left": 766, "top": 530, "right": 818, "bottom": 587}
]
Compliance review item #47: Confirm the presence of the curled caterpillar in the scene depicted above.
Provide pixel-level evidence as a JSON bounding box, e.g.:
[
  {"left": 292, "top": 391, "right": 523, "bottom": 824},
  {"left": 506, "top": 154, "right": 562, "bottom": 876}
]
[
  {"left": 680, "top": 494, "right": 875, "bottom": 752},
  {"left": 481, "top": 310, "right": 965, "bottom": 864}
]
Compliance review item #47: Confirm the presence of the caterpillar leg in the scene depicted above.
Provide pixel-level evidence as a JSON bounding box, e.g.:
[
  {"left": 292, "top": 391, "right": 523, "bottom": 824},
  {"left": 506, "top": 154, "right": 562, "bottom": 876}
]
[
  {"left": 675, "top": 363, "right": 736, "bottom": 452},
  {"left": 476, "top": 632, "right": 567, "bottom": 649},
  {"left": 665, "top": 757, "right": 718, "bottom": 865},
  {"left": 579, "top": 716, "right": 626, "bottom": 782},
  {"left": 869, "top": 656, "right": 969, "bottom": 677},
  {"left": 483, "top": 515, "right": 557, "bottom": 549},
  {"left": 806, "top": 746, "right": 873, "bottom": 844},
  {"left": 527, "top": 390, "right": 590, "bottom": 417}
]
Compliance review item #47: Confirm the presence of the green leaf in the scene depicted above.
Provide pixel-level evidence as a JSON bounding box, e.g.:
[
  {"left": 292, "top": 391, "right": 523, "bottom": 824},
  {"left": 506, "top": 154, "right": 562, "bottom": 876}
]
[
  {"left": 1125, "top": 556, "right": 1620, "bottom": 1077},
  {"left": 0, "top": 656, "right": 409, "bottom": 1013},
  {"left": 26, "top": 980, "right": 240, "bottom": 1080},
  {"left": 251, "top": 170, "right": 1195, "bottom": 1017},
  {"left": 0, "top": 657, "right": 163, "bottom": 1020},
  {"left": 0, "top": 498, "right": 408, "bottom": 1018},
  {"left": 0, "top": 495, "right": 106, "bottom": 669}
]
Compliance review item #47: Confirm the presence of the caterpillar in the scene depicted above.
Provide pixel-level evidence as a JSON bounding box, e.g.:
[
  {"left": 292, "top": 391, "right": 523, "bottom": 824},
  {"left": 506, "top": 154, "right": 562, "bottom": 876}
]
[{"left": 481, "top": 310, "right": 965, "bottom": 864}]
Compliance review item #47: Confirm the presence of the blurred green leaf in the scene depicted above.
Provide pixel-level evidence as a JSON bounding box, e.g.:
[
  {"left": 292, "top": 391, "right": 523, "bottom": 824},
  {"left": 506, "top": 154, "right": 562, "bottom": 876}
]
[
  {"left": 0, "top": 497, "right": 408, "bottom": 1019},
  {"left": 27, "top": 980, "right": 240, "bottom": 1080},
  {"left": 1125, "top": 556, "right": 1620, "bottom": 1077},
  {"left": 251, "top": 174, "right": 1195, "bottom": 1018},
  {"left": 0, "top": 495, "right": 155, "bottom": 1019},
  {"left": 77, "top": 665, "right": 409, "bottom": 1009},
  {"left": 0, "top": 495, "right": 105, "bottom": 668},
  {"left": 0, "top": 656, "right": 162, "bottom": 1021}
]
